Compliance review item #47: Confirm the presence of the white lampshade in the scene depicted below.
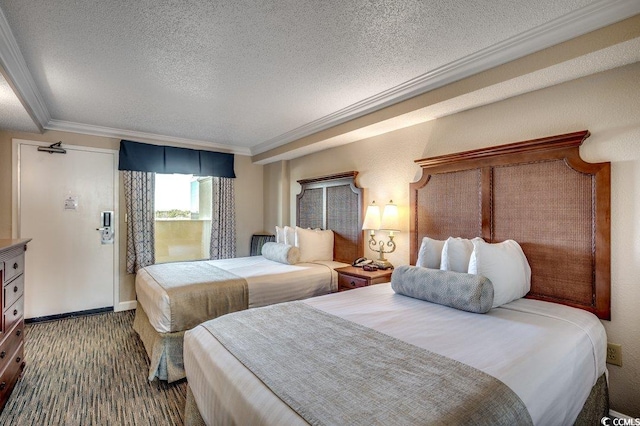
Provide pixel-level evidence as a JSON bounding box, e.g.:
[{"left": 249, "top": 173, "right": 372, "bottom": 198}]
[
  {"left": 380, "top": 200, "right": 400, "bottom": 231},
  {"left": 362, "top": 202, "right": 381, "bottom": 230}
]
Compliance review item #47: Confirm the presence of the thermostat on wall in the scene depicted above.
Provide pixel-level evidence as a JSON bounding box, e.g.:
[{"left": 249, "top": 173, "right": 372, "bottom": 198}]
[{"left": 64, "top": 196, "right": 78, "bottom": 210}]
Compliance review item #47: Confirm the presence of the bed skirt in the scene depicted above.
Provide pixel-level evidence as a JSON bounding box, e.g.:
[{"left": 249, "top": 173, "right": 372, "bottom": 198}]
[
  {"left": 133, "top": 304, "right": 186, "bottom": 382},
  {"left": 185, "top": 385, "right": 206, "bottom": 426},
  {"left": 574, "top": 373, "right": 609, "bottom": 425},
  {"left": 184, "top": 373, "right": 609, "bottom": 425}
]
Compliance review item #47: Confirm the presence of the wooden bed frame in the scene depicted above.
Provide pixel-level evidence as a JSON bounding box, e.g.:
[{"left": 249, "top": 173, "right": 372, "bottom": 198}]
[
  {"left": 410, "top": 130, "right": 611, "bottom": 319},
  {"left": 296, "top": 171, "right": 364, "bottom": 264}
]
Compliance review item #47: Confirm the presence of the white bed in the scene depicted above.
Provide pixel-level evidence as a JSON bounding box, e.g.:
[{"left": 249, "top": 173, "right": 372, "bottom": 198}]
[
  {"left": 134, "top": 171, "right": 364, "bottom": 382},
  {"left": 183, "top": 133, "right": 612, "bottom": 424},
  {"left": 136, "top": 256, "right": 347, "bottom": 333},
  {"left": 133, "top": 256, "right": 348, "bottom": 382},
  {"left": 184, "top": 284, "right": 607, "bottom": 426}
]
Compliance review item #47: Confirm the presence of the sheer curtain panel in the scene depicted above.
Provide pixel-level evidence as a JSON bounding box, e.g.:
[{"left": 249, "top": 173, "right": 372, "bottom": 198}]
[
  {"left": 210, "top": 177, "right": 236, "bottom": 259},
  {"left": 123, "top": 171, "right": 156, "bottom": 273}
]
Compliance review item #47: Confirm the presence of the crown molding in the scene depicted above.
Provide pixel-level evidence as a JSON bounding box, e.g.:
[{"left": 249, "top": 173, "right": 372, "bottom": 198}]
[
  {"left": 45, "top": 120, "right": 252, "bottom": 155},
  {"left": 2, "top": 0, "right": 639, "bottom": 154},
  {"left": 0, "top": 7, "right": 50, "bottom": 131},
  {"left": 251, "top": 0, "right": 640, "bottom": 156}
]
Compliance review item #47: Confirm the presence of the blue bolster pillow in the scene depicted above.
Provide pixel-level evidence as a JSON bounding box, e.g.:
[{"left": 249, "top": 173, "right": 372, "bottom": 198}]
[{"left": 391, "top": 265, "right": 494, "bottom": 314}]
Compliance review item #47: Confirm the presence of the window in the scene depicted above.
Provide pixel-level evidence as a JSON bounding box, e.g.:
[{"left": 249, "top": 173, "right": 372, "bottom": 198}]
[{"left": 154, "top": 174, "right": 212, "bottom": 263}]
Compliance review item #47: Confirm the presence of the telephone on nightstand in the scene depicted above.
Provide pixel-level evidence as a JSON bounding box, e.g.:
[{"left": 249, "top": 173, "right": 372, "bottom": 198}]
[{"left": 352, "top": 257, "right": 373, "bottom": 267}]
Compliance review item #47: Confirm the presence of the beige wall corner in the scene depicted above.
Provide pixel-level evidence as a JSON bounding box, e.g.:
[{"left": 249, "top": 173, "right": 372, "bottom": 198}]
[
  {"left": 263, "top": 160, "right": 291, "bottom": 232},
  {"left": 234, "top": 154, "right": 265, "bottom": 256},
  {"left": 277, "top": 63, "right": 640, "bottom": 417}
]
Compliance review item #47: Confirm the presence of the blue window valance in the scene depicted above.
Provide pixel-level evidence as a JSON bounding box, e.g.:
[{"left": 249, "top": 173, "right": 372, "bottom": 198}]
[{"left": 118, "top": 140, "right": 236, "bottom": 178}]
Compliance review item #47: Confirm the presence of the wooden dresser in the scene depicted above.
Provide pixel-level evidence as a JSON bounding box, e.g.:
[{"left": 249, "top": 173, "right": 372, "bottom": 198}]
[{"left": 0, "top": 239, "right": 30, "bottom": 410}]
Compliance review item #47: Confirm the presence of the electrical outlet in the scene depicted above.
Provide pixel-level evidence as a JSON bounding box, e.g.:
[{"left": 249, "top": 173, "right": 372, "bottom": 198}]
[{"left": 607, "top": 343, "right": 622, "bottom": 367}]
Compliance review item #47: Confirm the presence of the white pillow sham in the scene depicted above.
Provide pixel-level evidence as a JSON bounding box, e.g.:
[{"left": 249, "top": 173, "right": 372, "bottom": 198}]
[
  {"left": 275, "top": 226, "right": 298, "bottom": 246},
  {"left": 440, "top": 237, "right": 478, "bottom": 273},
  {"left": 416, "top": 237, "right": 446, "bottom": 269},
  {"left": 468, "top": 239, "right": 531, "bottom": 308},
  {"left": 295, "top": 227, "right": 334, "bottom": 262},
  {"left": 283, "top": 226, "right": 296, "bottom": 246}
]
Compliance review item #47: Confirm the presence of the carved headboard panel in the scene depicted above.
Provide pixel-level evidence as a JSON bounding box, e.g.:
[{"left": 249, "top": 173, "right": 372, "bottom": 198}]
[
  {"left": 410, "top": 131, "right": 611, "bottom": 319},
  {"left": 297, "top": 172, "right": 363, "bottom": 264}
]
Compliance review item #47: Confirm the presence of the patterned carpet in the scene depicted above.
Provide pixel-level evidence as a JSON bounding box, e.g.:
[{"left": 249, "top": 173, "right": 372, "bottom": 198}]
[{"left": 0, "top": 311, "right": 187, "bottom": 425}]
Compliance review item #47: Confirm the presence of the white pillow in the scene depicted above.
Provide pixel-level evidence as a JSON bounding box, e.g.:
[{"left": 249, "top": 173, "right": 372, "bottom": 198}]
[
  {"left": 468, "top": 239, "right": 531, "bottom": 308},
  {"left": 440, "top": 237, "right": 476, "bottom": 273},
  {"left": 416, "top": 237, "right": 446, "bottom": 269},
  {"left": 283, "top": 226, "right": 296, "bottom": 246},
  {"left": 295, "top": 227, "right": 334, "bottom": 262},
  {"left": 275, "top": 226, "right": 285, "bottom": 244}
]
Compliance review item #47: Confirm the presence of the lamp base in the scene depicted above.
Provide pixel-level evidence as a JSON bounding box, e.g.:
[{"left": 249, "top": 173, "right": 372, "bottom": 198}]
[{"left": 373, "top": 259, "right": 394, "bottom": 270}]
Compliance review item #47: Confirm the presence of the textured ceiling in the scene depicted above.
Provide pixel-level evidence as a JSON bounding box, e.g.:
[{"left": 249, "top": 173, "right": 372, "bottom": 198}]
[{"left": 0, "top": 0, "right": 638, "bottom": 156}]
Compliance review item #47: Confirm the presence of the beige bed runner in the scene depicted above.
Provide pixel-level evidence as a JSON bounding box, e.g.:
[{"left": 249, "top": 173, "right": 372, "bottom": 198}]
[
  {"left": 202, "top": 301, "right": 533, "bottom": 426},
  {"left": 145, "top": 262, "right": 248, "bottom": 332}
]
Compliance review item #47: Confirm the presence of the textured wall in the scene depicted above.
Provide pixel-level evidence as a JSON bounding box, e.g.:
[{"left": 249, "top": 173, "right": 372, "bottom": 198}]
[
  {"left": 272, "top": 62, "right": 640, "bottom": 416},
  {"left": 263, "top": 160, "right": 291, "bottom": 231},
  {"left": 0, "top": 130, "right": 263, "bottom": 306}
]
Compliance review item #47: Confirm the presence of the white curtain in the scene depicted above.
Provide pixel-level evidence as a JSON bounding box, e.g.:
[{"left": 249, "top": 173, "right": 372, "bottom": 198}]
[
  {"left": 210, "top": 177, "right": 236, "bottom": 259},
  {"left": 123, "top": 171, "right": 155, "bottom": 273}
]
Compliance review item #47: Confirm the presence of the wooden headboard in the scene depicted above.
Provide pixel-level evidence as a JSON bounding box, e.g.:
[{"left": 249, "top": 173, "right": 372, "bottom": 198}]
[
  {"left": 410, "top": 131, "right": 611, "bottom": 319},
  {"left": 296, "top": 171, "right": 363, "bottom": 264}
]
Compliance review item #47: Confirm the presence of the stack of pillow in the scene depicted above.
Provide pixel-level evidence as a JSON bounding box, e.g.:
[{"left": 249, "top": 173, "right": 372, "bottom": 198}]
[
  {"left": 262, "top": 225, "right": 334, "bottom": 265},
  {"left": 392, "top": 236, "right": 531, "bottom": 313}
]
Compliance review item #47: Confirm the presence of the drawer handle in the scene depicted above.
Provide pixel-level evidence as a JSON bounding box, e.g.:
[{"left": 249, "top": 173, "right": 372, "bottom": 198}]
[
  {"left": 15, "top": 356, "right": 21, "bottom": 363},
  {"left": 0, "top": 351, "right": 5, "bottom": 359},
  {"left": 350, "top": 281, "right": 356, "bottom": 286},
  {"left": 0, "top": 382, "right": 5, "bottom": 390},
  {"left": 13, "top": 285, "right": 18, "bottom": 293},
  {"left": 13, "top": 309, "right": 17, "bottom": 316},
  {"left": 13, "top": 263, "right": 18, "bottom": 270},
  {"left": 16, "top": 329, "right": 21, "bottom": 337}
]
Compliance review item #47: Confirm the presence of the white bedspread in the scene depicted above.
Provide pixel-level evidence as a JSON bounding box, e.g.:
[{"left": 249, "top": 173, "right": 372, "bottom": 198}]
[
  {"left": 184, "top": 283, "right": 607, "bottom": 426},
  {"left": 136, "top": 256, "right": 347, "bottom": 333}
]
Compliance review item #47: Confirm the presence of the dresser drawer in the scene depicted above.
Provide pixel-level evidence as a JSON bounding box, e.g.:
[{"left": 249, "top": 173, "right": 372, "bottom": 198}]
[
  {"left": 0, "top": 321, "right": 23, "bottom": 373},
  {"left": 0, "top": 343, "right": 24, "bottom": 406},
  {"left": 3, "top": 253, "right": 24, "bottom": 284},
  {"left": 338, "top": 274, "right": 369, "bottom": 290},
  {"left": 4, "top": 297, "right": 23, "bottom": 333},
  {"left": 3, "top": 274, "right": 24, "bottom": 310}
]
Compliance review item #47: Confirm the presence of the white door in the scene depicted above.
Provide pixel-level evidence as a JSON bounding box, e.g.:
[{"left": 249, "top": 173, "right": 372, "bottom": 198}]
[{"left": 15, "top": 140, "right": 117, "bottom": 319}]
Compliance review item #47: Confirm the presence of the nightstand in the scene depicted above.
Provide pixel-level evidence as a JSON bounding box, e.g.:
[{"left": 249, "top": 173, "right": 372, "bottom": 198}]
[{"left": 335, "top": 266, "right": 393, "bottom": 292}]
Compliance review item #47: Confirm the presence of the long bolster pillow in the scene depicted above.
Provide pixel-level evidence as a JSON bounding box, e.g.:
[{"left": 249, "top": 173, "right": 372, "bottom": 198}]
[
  {"left": 261, "top": 242, "right": 300, "bottom": 265},
  {"left": 391, "top": 265, "right": 494, "bottom": 314}
]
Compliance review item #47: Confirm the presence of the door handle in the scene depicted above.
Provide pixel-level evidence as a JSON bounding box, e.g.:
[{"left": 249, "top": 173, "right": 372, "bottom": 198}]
[{"left": 98, "top": 211, "right": 114, "bottom": 244}]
